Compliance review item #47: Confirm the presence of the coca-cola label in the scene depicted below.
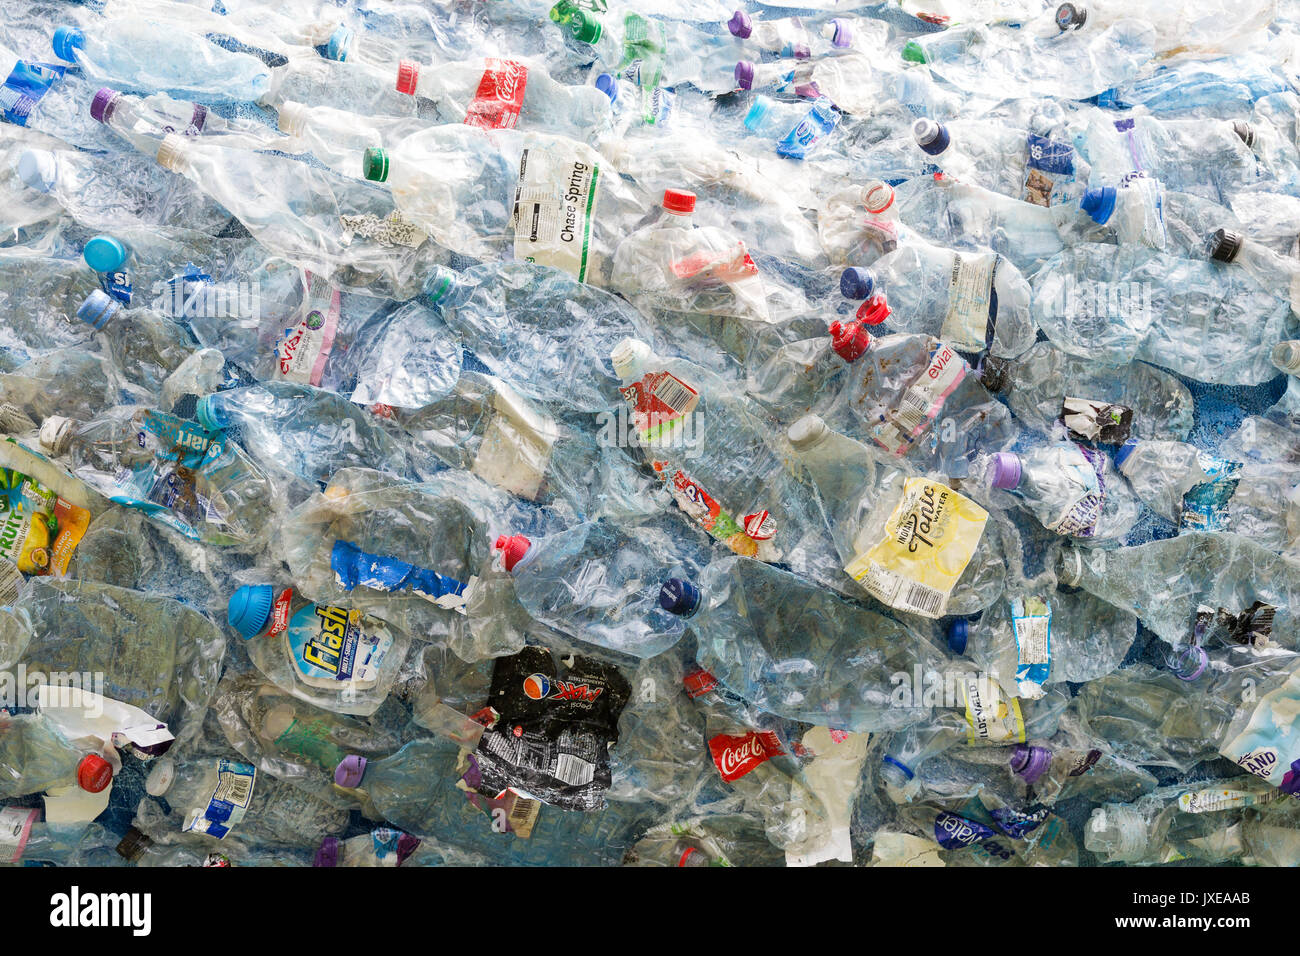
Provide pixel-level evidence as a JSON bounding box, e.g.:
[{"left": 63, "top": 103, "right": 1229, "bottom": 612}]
[
  {"left": 267, "top": 588, "right": 294, "bottom": 637},
  {"left": 683, "top": 668, "right": 717, "bottom": 699},
  {"left": 466, "top": 58, "right": 529, "bottom": 130},
  {"left": 709, "top": 731, "right": 784, "bottom": 782}
]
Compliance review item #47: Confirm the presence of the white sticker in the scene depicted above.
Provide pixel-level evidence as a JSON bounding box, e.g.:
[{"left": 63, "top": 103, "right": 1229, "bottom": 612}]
[
  {"left": 511, "top": 145, "right": 601, "bottom": 282},
  {"left": 939, "top": 252, "right": 996, "bottom": 352},
  {"left": 0, "top": 807, "right": 37, "bottom": 863}
]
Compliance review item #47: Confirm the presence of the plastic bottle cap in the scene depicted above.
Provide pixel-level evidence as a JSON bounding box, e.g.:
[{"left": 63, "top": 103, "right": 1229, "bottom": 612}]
[
  {"left": 862, "top": 180, "right": 895, "bottom": 215},
  {"left": 839, "top": 267, "right": 874, "bottom": 300},
  {"left": 829, "top": 320, "right": 871, "bottom": 362},
  {"left": 75, "top": 290, "right": 121, "bottom": 331},
  {"left": 1010, "top": 744, "right": 1051, "bottom": 784},
  {"left": 990, "top": 452, "right": 1022, "bottom": 489},
  {"left": 787, "top": 415, "right": 828, "bottom": 449},
  {"left": 595, "top": 73, "right": 618, "bottom": 103},
  {"left": 89, "top": 88, "right": 121, "bottom": 125},
  {"left": 38, "top": 417, "right": 72, "bottom": 455},
  {"left": 17, "top": 150, "right": 57, "bottom": 192},
  {"left": 334, "top": 754, "right": 368, "bottom": 788},
  {"left": 1274, "top": 341, "right": 1300, "bottom": 372},
  {"left": 569, "top": 10, "right": 602, "bottom": 43},
  {"left": 314, "top": 837, "right": 340, "bottom": 867},
  {"left": 494, "top": 534, "right": 531, "bottom": 572},
  {"left": 52, "top": 26, "right": 85, "bottom": 62},
  {"left": 1058, "top": 548, "right": 1083, "bottom": 587},
  {"left": 144, "top": 757, "right": 176, "bottom": 797},
  {"left": 395, "top": 60, "right": 420, "bottom": 95},
  {"left": 227, "top": 584, "right": 275, "bottom": 639},
  {"left": 743, "top": 96, "right": 771, "bottom": 132},
  {"left": 610, "top": 337, "right": 652, "bottom": 380},
  {"left": 827, "top": 19, "right": 853, "bottom": 48},
  {"left": 727, "top": 9, "right": 752, "bottom": 38},
  {"left": 83, "top": 235, "right": 128, "bottom": 274},
  {"left": 194, "top": 395, "right": 230, "bottom": 432},
  {"left": 326, "top": 24, "right": 354, "bottom": 62},
  {"left": 658, "top": 578, "right": 701, "bottom": 616},
  {"left": 155, "top": 134, "right": 188, "bottom": 173},
  {"left": 362, "top": 147, "right": 390, "bottom": 183},
  {"left": 791, "top": 43, "right": 810, "bottom": 60},
  {"left": 1113, "top": 438, "right": 1139, "bottom": 471},
  {"left": 1055, "top": 3, "right": 1086, "bottom": 30},
  {"left": 78, "top": 753, "right": 113, "bottom": 793},
  {"left": 277, "top": 100, "right": 309, "bottom": 137},
  {"left": 901, "top": 40, "right": 926, "bottom": 64},
  {"left": 1080, "top": 186, "right": 1116, "bottom": 225},
  {"left": 1207, "top": 227, "right": 1242, "bottom": 263},
  {"left": 912, "top": 117, "right": 950, "bottom": 155},
  {"left": 947, "top": 618, "right": 968, "bottom": 654},
  {"left": 734, "top": 60, "right": 756, "bottom": 90},
  {"left": 662, "top": 189, "right": 696, "bottom": 214},
  {"left": 856, "top": 295, "right": 890, "bottom": 326},
  {"left": 1172, "top": 645, "right": 1208, "bottom": 682}
]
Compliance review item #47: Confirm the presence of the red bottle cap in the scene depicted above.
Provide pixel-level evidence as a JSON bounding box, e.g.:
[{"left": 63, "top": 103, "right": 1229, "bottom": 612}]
[
  {"left": 829, "top": 320, "right": 872, "bottom": 362},
  {"left": 396, "top": 60, "right": 420, "bottom": 95},
  {"left": 662, "top": 189, "right": 696, "bottom": 214},
  {"left": 78, "top": 753, "right": 113, "bottom": 793},
  {"left": 856, "top": 294, "right": 890, "bottom": 326},
  {"left": 494, "top": 534, "right": 532, "bottom": 572}
]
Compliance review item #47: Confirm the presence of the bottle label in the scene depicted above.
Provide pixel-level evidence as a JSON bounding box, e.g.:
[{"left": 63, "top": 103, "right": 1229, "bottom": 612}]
[
  {"left": 471, "top": 380, "right": 560, "bottom": 501},
  {"left": 511, "top": 145, "right": 601, "bottom": 282},
  {"left": 0, "top": 463, "right": 90, "bottom": 602},
  {"left": 618, "top": 13, "right": 668, "bottom": 91},
  {"left": 1061, "top": 396, "right": 1133, "bottom": 443},
  {"left": 0, "top": 60, "right": 64, "bottom": 126},
  {"left": 329, "top": 540, "right": 472, "bottom": 612},
  {"left": 619, "top": 369, "right": 699, "bottom": 443},
  {"left": 182, "top": 759, "right": 256, "bottom": 840},
  {"left": 1220, "top": 668, "right": 1300, "bottom": 790},
  {"left": 370, "top": 827, "right": 422, "bottom": 866},
  {"left": 649, "top": 460, "right": 776, "bottom": 561},
  {"left": 870, "top": 342, "right": 968, "bottom": 457},
  {"left": 274, "top": 271, "right": 340, "bottom": 388},
  {"left": 775, "top": 99, "right": 839, "bottom": 160},
  {"left": 1022, "top": 132, "right": 1075, "bottom": 207},
  {"left": 963, "top": 678, "right": 1025, "bottom": 745},
  {"left": 472, "top": 646, "right": 631, "bottom": 812},
  {"left": 933, "top": 811, "right": 995, "bottom": 849},
  {"left": 939, "top": 252, "right": 997, "bottom": 353},
  {"left": 286, "top": 602, "right": 393, "bottom": 688},
  {"left": 98, "top": 270, "right": 132, "bottom": 306},
  {"left": 1177, "top": 787, "right": 1282, "bottom": 814},
  {"left": 708, "top": 730, "right": 785, "bottom": 783},
  {"left": 1010, "top": 596, "right": 1051, "bottom": 699},
  {"left": 1179, "top": 454, "right": 1243, "bottom": 532},
  {"left": 845, "top": 478, "right": 988, "bottom": 619},
  {"left": 1047, "top": 445, "right": 1104, "bottom": 537},
  {"left": 466, "top": 58, "right": 529, "bottom": 130},
  {"left": 0, "top": 806, "right": 37, "bottom": 863}
]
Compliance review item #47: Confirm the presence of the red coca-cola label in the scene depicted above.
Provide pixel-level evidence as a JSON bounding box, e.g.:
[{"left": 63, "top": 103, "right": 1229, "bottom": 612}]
[
  {"left": 683, "top": 668, "right": 718, "bottom": 699},
  {"left": 709, "top": 731, "right": 784, "bottom": 782},
  {"left": 465, "top": 58, "right": 529, "bottom": 130},
  {"left": 267, "top": 588, "right": 293, "bottom": 637}
]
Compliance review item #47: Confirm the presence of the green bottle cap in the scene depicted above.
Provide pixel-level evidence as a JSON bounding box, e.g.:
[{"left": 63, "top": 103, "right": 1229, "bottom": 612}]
[
  {"left": 362, "top": 147, "right": 389, "bottom": 183},
  {"left": 902, "top": 40, "right": 927, "bottom": 64},
  {"left": 570, "top": 10, "right": 603, "bottom": 44}
]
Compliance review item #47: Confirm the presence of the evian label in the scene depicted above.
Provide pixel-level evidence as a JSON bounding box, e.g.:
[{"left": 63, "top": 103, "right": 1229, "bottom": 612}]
[
  {"left": 466, "top": 58, "right": 529, "bottom": 130},
  {"left": 870, "top": 342, "right": 967, "bottom": 457},
  {"left": 268, "top": 588, "right": 294, "bottom": 637},
  {"left": 709, "top": 731, "right": 784, "bottom": 782},
  {"left": 275, "top": 271, "right": 340, "bottom": 387}
]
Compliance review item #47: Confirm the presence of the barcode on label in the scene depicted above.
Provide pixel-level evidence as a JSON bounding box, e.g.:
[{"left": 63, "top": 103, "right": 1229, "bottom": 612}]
[
  {"left": 902, "top": 581, "right": 944, "bottom": 617},
  {"left": 507, "top": 796, "right": 540, "bottom": 839},
  {"left": 0, "top": 557, "right": 23, "bottom": 608},
  {"left": 554, "top": 753, "right": 595, "bottom": 787},
  {"left": 653, "top": 374, "right": 697, "bottom": 413}
]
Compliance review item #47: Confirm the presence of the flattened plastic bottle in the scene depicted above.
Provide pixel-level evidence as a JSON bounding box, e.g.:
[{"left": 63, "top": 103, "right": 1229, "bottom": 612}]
[{"left": 0, "top": 712, "right": 113, "bottom": 799}]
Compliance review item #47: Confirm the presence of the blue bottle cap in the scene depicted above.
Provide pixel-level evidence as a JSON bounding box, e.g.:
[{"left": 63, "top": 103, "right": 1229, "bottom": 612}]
[
  {"left": 195, "top": 395, "right": 229, "bottom": 432},
  {"left": 1113, "top": 437, "right": 1139, "bottom": 471},
  {"left": 1080, "top": 186, "right": 1116, "bottom": 225},
  {"left": 839, "top": 267, "right": 874, "bottom": 300},
  {"left": 227, "top": 584, "right": 274, "bottom": 639},
  {"left": 595, "top": 73, "right": 618, "bottom": 104},
  {"left": 658, "top": 578, "right": 701, "bottom": 616},
  {"left": 912, "top": 117, "right": 950, "bottom": 155},
  {"left": 326, "top": 24, "right": 353, "bottom": 62},
  {"left": 75, "top": 290, "right": 120, "bottom": 331},
  {"left": 947, "top": 617, "right": 968, "bottom": 654},
  {"left": 52, "top": 26, "right": 85, "bottom": 62},
  {"left": 17, "top": 149, "right": 56, "bottom": 192},
  {"left": 83, "top": 235, "right": 129, "bottom": 274},
  {"left": 743, "top": 96, "right": 771, "bottom": 132}
]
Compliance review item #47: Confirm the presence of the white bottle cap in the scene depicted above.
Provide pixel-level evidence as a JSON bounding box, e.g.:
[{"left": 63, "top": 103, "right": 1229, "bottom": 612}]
[
  {"left": 277, "top": 100, "right": 310, "bottom": 137},
  {"left": 610, "top": 338, "right": 652, "bottom": 381},
  {"left": 155, "top": 133, "right": 188, "bottom": 173},
  {"left": 38, "top": 416, "right": 72, "bottom": 455},
  {"left": 144, "top": 756, "right": 176, "bottom": 797},
  {"left": 787, "top": 415, "right": 828, "bottom": 449}
]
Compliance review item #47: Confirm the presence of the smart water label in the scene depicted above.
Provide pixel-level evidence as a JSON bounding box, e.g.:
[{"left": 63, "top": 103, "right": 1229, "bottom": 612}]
[
  {"left": 182, "top": 759, "right": 255, "bottom": 840},
  {"left": 0, "top": 60, "right": 64, "bottom": 126},
  {"left": 511, "top": 143, "right": 600, "bottom": 282},
  {"left": 285, "top": 602, "right": 393, "bottom": 689}
]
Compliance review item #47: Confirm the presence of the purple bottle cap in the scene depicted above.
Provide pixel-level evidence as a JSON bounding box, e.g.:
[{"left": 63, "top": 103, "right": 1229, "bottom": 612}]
[
  {"left": 794, "top": 81, "right": 821, "bottom": 98},
  {"left": 313, "top": 837, "right": 339, "bottom": 867},
  {"left": 1173, "top": 645, "right": 1208, "bottom": 682},
  {"left": 727, "top": 10, "right": 752, "bottom": 38},
  {"left": 334, "top": 754, "right": 368, "bottom": 788},
  {"left": 90, "top": 88, "right": 121, "bottom": 125},
  {"left": 991, "top": 452, "right": 1022, "bottom": 489},
  {"left": 734, "top": 60, "right": 755, "bottom": 90},
  {"left": 830, "top": 18, "right": 853, "bottom": 47},
  {"left": 1010, "top": 744, "right": 1051, "bottom": 784},
  {"left": 792, "top": 43, "right": 810, "bottom": 59}
]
